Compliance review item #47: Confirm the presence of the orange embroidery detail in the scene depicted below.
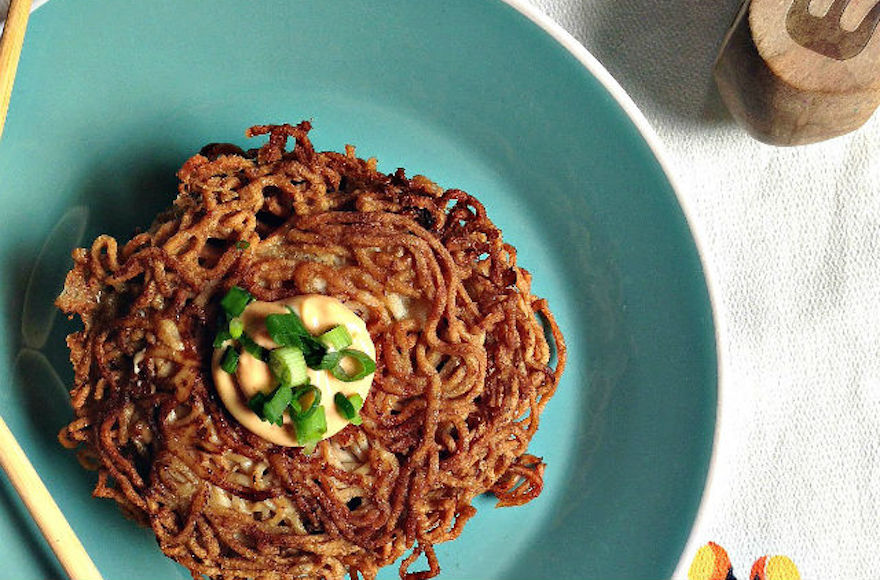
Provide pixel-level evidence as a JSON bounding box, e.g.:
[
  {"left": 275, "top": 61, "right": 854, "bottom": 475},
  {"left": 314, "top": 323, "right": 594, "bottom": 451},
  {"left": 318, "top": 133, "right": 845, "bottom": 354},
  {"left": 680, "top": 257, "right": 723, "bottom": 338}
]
[
  {"left": 751, "top": 555, "right": 800, "bottom": 580},
  {"left": 688, "top": 542, "right": 732, "bottom": 580},
  {"left": 689, "top": 543, "right": 800, "bottom": 580}
]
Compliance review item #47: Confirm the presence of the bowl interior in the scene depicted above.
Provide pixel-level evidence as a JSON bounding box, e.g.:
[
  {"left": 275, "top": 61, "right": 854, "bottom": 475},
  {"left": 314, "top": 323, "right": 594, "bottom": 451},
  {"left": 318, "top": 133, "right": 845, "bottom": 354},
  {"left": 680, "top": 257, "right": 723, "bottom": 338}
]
[{"left": 0, "top": 1, "right": 716, "bottom": 578}]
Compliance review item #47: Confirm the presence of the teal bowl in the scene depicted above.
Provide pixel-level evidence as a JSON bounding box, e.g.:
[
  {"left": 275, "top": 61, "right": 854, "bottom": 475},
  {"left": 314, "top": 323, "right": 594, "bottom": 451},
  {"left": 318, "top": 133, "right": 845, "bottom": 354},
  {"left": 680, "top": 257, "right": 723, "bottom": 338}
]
[{"left": 0, "top": 1, "right": 716, "bottom": 578}]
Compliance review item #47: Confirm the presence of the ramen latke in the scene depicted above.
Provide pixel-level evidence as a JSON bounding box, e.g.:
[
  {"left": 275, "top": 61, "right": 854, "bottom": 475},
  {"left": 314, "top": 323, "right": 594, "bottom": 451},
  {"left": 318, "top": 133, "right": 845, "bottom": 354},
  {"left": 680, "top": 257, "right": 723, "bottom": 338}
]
[{"left": 57, "top": 122, "right": 566, "bottom": 579}]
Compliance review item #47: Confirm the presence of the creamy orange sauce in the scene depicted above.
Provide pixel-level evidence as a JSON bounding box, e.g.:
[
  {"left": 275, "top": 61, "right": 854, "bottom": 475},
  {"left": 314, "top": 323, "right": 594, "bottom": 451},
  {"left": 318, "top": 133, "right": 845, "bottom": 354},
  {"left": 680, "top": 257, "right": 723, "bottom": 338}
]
[{"left": 212, "top": 295, "right": 375, "bottom": 446}]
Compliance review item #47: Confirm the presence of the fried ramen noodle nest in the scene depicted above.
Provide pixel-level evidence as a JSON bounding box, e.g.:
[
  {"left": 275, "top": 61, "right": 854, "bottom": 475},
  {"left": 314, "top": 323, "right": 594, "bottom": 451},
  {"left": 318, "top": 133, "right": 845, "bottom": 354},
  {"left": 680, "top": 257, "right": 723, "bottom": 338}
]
[{"left": 57, "top": 122, "right": 566, "bottom": 580}]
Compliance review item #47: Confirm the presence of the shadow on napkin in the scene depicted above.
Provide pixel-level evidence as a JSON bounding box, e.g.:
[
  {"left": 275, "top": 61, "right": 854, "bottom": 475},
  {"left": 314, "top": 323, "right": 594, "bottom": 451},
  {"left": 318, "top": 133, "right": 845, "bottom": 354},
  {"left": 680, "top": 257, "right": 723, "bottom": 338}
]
[{"left": 544, "top": 0, "right": 745, "bottom": 125}]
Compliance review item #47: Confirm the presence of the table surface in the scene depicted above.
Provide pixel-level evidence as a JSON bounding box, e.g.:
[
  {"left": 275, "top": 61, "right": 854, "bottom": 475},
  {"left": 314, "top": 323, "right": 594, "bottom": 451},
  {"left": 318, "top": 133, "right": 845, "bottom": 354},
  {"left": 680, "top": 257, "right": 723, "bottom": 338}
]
[
  {"left": 3, "top": 0, "right": 877, "bottom": 578},
  {"left": 528, "top": 0, "right": 879, "bottom": 578}
]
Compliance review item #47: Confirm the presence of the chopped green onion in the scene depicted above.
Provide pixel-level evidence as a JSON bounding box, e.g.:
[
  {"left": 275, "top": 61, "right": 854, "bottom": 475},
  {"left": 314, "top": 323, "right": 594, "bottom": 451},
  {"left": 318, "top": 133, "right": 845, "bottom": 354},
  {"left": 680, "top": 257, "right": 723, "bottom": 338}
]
[
  {"left": 334, "top": 392, "right": 364, "bottom": 425},
  {"left": 269, "top": 346, "right": 307, "bottom": 386},
  {"left": 348, "top": 393, "right": 364, "bottom": 425},
  {"left": 265, "top": 307, "right": 310, "bottom": 347},
  {"left": 262, "top": 385, "right": 293, "bottom": 426},
  {"left": 213, "top": 329, "right": 232, "bottom": 348},
  {"left": 247, "top": 391, "right": 268, "bottom": 414},
  {"left": 319, "top": 325, "right": 353, "bottom": 350},
  {"left": 300, "top": 336, "right": 328, "bottom": 368},
  {"left": 329, "top": 349, "right": 376, "bottom": 382},
  {"left": 335, "top": 395, "right": 354, "bottom": 418},
  {"left": 220, "top": 346, "right": 240, "bottom": 374},
  {"left": 235, "top": 240, "right": 250, "bottom": 250},
  {"left": 316, "top": 350, "right": 343, "bottom": 370},
  {"left": 239, "top": 333, "right": 266, "bottom": 361},
  {"left": 229, "top": 317, "right": 244, "bottom": 339},
  {"left": 220, "top": 286, "right": 253, "bottom": 318},
  {"left": 294, "top": 405, "right": 327, "bottom": 446},
  {"left": 334, "top": 392, "right": 356, "bottom": 419},
  {"left": 291, "top": 385, "right": 322, "bottom": 418}
]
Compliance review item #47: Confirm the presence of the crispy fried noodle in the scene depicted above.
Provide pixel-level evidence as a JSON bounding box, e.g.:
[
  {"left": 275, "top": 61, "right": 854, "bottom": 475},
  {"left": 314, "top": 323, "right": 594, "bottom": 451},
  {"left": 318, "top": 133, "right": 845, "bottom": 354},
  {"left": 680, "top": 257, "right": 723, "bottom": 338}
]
[{"left": 57, "top": 122, "right": 566, "bottom": 580}]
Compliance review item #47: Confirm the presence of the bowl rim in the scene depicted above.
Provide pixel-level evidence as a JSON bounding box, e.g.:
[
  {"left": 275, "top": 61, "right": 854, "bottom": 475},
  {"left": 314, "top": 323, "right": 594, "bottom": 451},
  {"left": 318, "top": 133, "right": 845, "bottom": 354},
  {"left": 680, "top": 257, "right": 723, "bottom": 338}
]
[
  {"left": 494, "top": 1, "right": 724, "bottom": 576},
  {"left": 13, "top": 0, "right": 724, "bottom": 576}
]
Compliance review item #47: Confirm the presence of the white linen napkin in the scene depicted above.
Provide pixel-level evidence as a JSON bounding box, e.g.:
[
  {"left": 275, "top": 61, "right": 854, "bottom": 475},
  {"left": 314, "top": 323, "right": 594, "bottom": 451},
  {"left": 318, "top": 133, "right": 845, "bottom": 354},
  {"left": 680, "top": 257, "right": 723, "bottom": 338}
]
[{"left": 529, "top": 0, "right": 880, "bottom": 578}]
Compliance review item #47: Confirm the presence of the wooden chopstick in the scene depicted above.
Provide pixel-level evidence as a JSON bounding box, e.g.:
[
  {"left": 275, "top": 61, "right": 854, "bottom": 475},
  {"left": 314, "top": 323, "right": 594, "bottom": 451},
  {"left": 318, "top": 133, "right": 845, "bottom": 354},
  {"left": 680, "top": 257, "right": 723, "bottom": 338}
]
[
  {"left": 0, "top": 0, "right": 32, "bottom": 140},
  {"left": 1, "top": 3, "right": 102, "bottom": 577},
  {"left": 0, "top": 416, "right": 103, "bottom": 580}
]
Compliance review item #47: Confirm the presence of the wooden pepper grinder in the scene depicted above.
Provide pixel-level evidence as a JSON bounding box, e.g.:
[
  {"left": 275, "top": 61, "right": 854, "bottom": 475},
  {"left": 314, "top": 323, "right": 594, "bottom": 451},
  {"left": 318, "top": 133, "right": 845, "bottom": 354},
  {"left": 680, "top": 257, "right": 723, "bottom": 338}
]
[{"left": 715, "top": 0, "right": 880, "bottom": 145}]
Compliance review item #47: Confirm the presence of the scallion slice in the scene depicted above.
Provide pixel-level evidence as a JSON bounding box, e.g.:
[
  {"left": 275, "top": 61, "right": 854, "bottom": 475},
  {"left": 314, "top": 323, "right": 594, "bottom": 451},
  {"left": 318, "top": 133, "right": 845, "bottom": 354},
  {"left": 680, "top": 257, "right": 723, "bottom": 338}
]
[
  {"left": 213, "top": 329, "right": 232, "bottom": 349},
  {"left": 316, "top": 350, "right": 343, "bottom": 370},
  {"left": 269, "top": 346, "right": 307, "bottom": 386},
  {"left": 228, "top": 317, "right": 244, "bottom": 339},
  {"left": 220, "top": 286, "right": 253, "bottom": 318},
  {"left": 291, "top": 385, "right": 322, "bottom": 418},
  {"left": 300, "top": 336, "right": 328, "bottom": 368},
  {"left": 264, "top": 307, "right": 328, "bottom": 367},
  {"left": 220, "top": 346, "right": 240, "bottom": 374},
  {"left": 348, "top": 393, "right": 364, "bottom": 425},
  {"left": 247, "top": 391, "right": 268, "bottom": 414},
  {"left": 348, "top": 393, "right": 364, "bottom": 412},
  {"left": 239, "top": 333, "right": 266, "bottom": 361},
  {"left": 235, "top": 240, "right": 250, "bottom": 250},
  {"left": 334, "top": 392, "right": 364, "bottom": 425},
  {"left": 294, "top": 405, "right": 327, "bottom": 446},
  {"left": 334, "top": 392, "right": 355, "bottom": 418},
  {"left": 262, "top": 385, "right": 293, "bottom": 426},
  {"left": 265, "top": 307, "right": 310, "bottom": 347},
  {"left": 329, "top": 349, "right": 376, "bottom": 382},
  {"left": 319, "top": 325, "right": 353, "bottom": 350}
]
